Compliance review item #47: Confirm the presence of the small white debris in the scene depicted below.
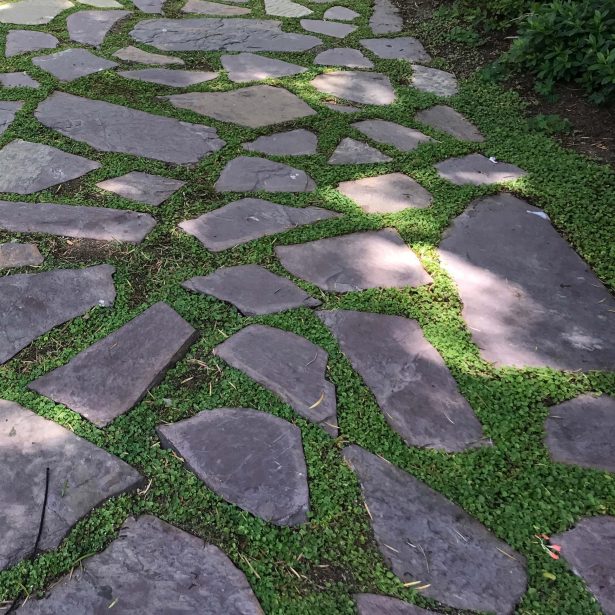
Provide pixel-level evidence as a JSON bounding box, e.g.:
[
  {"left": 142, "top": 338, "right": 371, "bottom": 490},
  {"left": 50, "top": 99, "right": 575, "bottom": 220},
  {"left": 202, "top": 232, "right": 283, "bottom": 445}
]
[
  {"left": 527, "top": 210, "right": 550, "bottom": 220},
  {"left": 488, "top": 156, "right": 498, "bottom": 164}
]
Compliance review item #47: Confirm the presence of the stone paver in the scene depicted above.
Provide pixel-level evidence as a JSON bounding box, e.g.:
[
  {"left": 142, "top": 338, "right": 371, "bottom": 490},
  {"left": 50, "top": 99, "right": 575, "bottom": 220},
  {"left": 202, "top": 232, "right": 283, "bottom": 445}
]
[
  {"left": 0, "top": 264, "right": 115, "bottom": 364},
  {"left": 78, "top": 0, "right": 122, "bottom": 7},
  {"left": 369, "top": 0, "right": 402, "bottom": 34},
  {"left": 438, "top": 193, "right": 615, "bottom": 369},
  {"left": 29, "top": 302, "right": 197, "bottom": 427},
  {"left": 329, "top": 137, "right": 391, "bottom": 165},
  {"left": 361, "top": 37, "right": 431, "bottom": 62},
  {"left": 319, "top": 311, "right": 484, "bottom": 451},
  {"left": 343, "top": 445, "right": 527, "bottom": 613},
  {"left": 323, "top": 6, "right": 359, "bottom": 20},
  {"left": 118, "top": 67, "right": 218, "bottom": 86},
  {"left": 158, "top": 408, "right": 310, "bottom": 525},
  {"left": 96, "top": 171, "right": 186, "bottom": 205},
  {"left": 0, "top": 71, "right": 39, "bottom": 88},
  {"left": 180, "top": 198, "right": 338, "bottom": 251},
  {"left": 314, "top": 48, "right": 373, "bottom": 69},
  {"left": 243, "top": 129, "right": 317, "bottom": 156},
  {"left": 215, "top": 324, "right": 338, "bottom": 435},
  {"left": 67, "top": 9, "right": 131, "bottom": 47},
  {"left": 436, "top": 153, "right": 526, "bottom": 185},
  {"left": 264, "top": 0, "right": 311, "bottom": 17},
  {"left": 35, "top": 92, "right": 225, "bottom": 163},
  {"left": 0, "top": 243, "right": 43, "bottom": 269},
  {"left": 15, "top": 515, "right": 264, "bottom": 613},
  {"left": 0, "top": 400, "right": 142, "bottom": 572},
  {"left": 276, "top": 229, "right": 433, "bottom": 291},
  {"left": 222, "top": 52, "right": 307, "bottom": 82},
  {"left": 353, "top": 119, "right": 432, "bottom": 151},
  {"left": 300, "top": 19, "right": 356, "bottom": 38},
  {"left": 324, "top": 101, "right": 358, "bottom": 113},
  {"left": 0, "top": 139, "right": 100, "bottom": 194},
  {"left": 355, "top": 595, "right": 435, "bottom": 615},
  {"left": 338, "top": 173, "right": 432, "bottom": 212},
  {"left": 132, "top": 0, "right": 164, "bottom": 11},
  {"left": 415, "top": 105, "right": 484, "bottom": 142},
  {"left": 411, "top": 64, "right": 458, "bottom": 97},
  {"left": 32, "top": 48, "right": 117, "bottom": 81},
  {"left": 5, "top": 29, "right": 58, "bottom": 56},
  {"left": 183, "top": 265, "right": 320, "bottom": 315},
  {"left": 0, "top": 101, "right": 23, "bottom": 136},
  {"left": 183, "top": 0, "right": 250, "bottom": 15},
  {"left": 545, "top": 395, "right": 615, "bottom": 472},
  {"left": 0, "top": 0, "right": 72, "bottom": 25},
  {"left": 113, "top": 45, "right": 185, "bottom": 65},
  {"left": 311, "top": 70, "right": 395, "bottom": 105}
]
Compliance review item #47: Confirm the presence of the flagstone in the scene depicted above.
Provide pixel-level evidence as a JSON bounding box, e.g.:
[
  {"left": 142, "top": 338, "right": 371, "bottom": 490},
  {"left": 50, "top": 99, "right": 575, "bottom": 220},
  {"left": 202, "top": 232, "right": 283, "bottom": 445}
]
[
  {"left": 329, "top": 137, "right": 391, "bottom": 164},
  {"left": 96, "top": 171, "right": 186, "bottom": 205},
  {"left": 314, "top": 47, "right": 373, "bottom": 68},
  {"left": 355, "top": 595, "right": 435, "bottom": 615},
  {"left": 182, "top": 0, "right": 250, "bottom": 15},
  {"left": 243, "top": 129, "right": 317, "bottom": 156},
  {"left": 222, "top": 52, "right": 307, "bottom": 82},
  {"left": 311, "top": 70, "right": 395, "bottom": 105},
  {"left": 67, "top": 9, "right": 131, "bottom": 47},
  {"left": 352, "top": 119, "right": 432, "bottom": 151},
  {"left": 323, "top": 101, "right": 358, "bottom": 113},
  {"left": 435, "top": 153, "right": 526, "bottom": 185},
  {"left": 323, "top": 6, "right": 358, "bottom": 20},
  {"left": 369, "top": 0, "right": 402, "bottom": 34},
  {"left": 132, "top": 0, "right": 164, "bottom": 11},
  {"left": 183, "top": 265, "right": 320, "bottom": 315},
  {"left": 276, "top": 229, "right": 433, "bottom": 291},
  {"left": 343, "top": 445, "right": 527, "bottom": 613},
  {"left": 0, "top": 101, "right": 23, "bottom": 135},
  {"left": 300, "top": 18, "right": 356, "bottom": 38},
  {"left": 0, "top": 243, "right": 43, "bottom": 269},
  {"left": 113, "top": 45, "right": 184, "bottom": 64},
  {"left": 415, "top": 105, "right": 484, "bottom": 141},
  {"left": 35, "top": 92, "right": 225, "bottom": 163},
  {"left": 215, "top": 325, "right": 338, "bottom": 435},
  {"left": 361, "top": 37, "right": 431, "bottom": 62},
  {"left": 158, "top": 408, "right": 310, "bottom": 525},
  {"left": 33, "top": 48, "right": 118, "bottom": 81},
  {"left": 0, "top": 71, "right": 39, "bottom": 88},
  {"left": 0, "top": 0, "right": 72, "bottom": 25},
  {"left": 411, "top": 64, "right": 458, "bottom": 96},
  {"left": 78, "top": 0, "right": 122, "bottom": 7},
  {"left": 119, "top": 67, "right": 217, "bottom": 86},
  {"left": 264, "top": 0, "right": 311, "bottom": 17},
  {"left": 5, "top": 29, "right": 58, "bottom": 56}
]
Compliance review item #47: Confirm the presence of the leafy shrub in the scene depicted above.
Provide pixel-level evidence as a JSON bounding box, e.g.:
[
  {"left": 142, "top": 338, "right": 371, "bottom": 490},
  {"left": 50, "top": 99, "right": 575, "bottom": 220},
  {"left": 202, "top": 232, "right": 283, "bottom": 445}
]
[{"left": 451, "top": 0, "right": 540, "bottom": 30}]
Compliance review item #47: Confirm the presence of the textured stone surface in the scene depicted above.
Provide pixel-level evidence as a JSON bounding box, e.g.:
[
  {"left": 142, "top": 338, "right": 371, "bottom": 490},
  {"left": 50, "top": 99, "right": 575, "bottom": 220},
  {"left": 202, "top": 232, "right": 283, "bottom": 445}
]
[
  {"left": 163, "top": 85, "right": 315, "bottom": 128},
  {"left": 552, "top": 517, "right": 615, "bottom": 615},
  {"left": 343, "top": 445, "right": 527, "bottom": 613},
  {"left": 215, "top": 156, "right": 316, "bottom": 192},
  {"left": 276, "top": 229, "right": 433, "bottom": 291},
  {"left": 30, "top": 303, "right": 197, "bottom": 427},
  {"left": 265, "top": 0, "right": 311, "bottom": 17},
  {"left": 78, "top": 0, "right": 122, "bottom": 7},
  {"left": 370, "top": 0, "right": 402, "bottom": 34},
  {"left": 132, "top": 0, "right": 164, "bottom": 12},
  {"left": 183, "top": 0, "right": 250, "bottom": 14},
  {"left": 352, "top": 119, "right": 432, "bottom": 151},
  {"left": 439, "top": 193, "right": 615, "bottom": 369},
  {"left": 119, "top": 67, "right": 217, "bottom": 86},
  {"left": 0, "top": 400, "right": 142, "bottom": 572},
  {"left": 338, "top": 173, "right": 432, "bottom": 212},
  {"left": 130, "top": 18, "right": 322, "bottom": 52},
  {"left": 314, "top": 47, "right": 373, "bottom": 68},
  {"left": 222, "top": 52, "right": 307, "bottom": 82},
  {"left": 361, "top": 37, "right": 430, "bottom": 62},
  {"left": 545, "top": 395, "right": 615, "bottom": 472},
  {"left": 67, "top": 9, "right": 130, "bottom": 47},
  {"left": 215, "top": 325, "right": 337, "bottom": 435},
  {"left": 36, "top": 92, "right": 225, "bottom": 163},
  {"left": 311, "top": 70, "right": 395, "bottom": 105},
  {"left": 243, "top": 129, "right": 317, "bottom": 156},
  {"left": 158, "top": 408, "right": 310, "bottom": 525},
  {"left": 0, "top": 139, "right": 100, "bottom": 194},
  {"left": 319, "top": 311, "right": 484, "bottom": 451},
  {"left": 0, "top": 71, "right": 39, "bottom": 88},
  {"left": 415, "top": 105, "right": 484, "bottom": 142},
  {"left": 96, "top": 171, "right": 186, "bottom": 205},
  {"left": 0, "top": 243, "right": 43, "bottom": 269},
  {"left": 183, "top": 265, "right": 320, "bottom": 315},
  {"left": 5, "top": 29, "right": 58, "bottom": 56},
  {"left": 113, "top": 45, "right": 184, "bottom": 64},
  {"left": 411, "top": 64, "right": 458, "bottom": 97},
  {"left": 180, "top": 198, "right": 338, "bottom": 251},
  {"left": 329, "top": 137, "right": 391, "bottom": 165},
  {"left": 300, "top": 19, "right": 356, "bottom": 38},
  {"left": 323, "top": 5, "right": 358, "bottom": 20},
  {"left": 0, "top": 200, "right": 155, "bottom": 242},
  {"left": 324, "top": 101, "right": 358, "bottom": 113},
  {"left": 0, "top": 264, "right": 115, "bottom": 364},
  {"left": 355, "top": 595, "right": 435, "bottom": 615},
  {"left": 32, "top": 48, "right": 117, "bottom": 81},
  {"left": 0, "top": 0, "right": 72, "bottom": 25},
  {"left": 16, "top": 515, "right": 264, "bottom": 614},
  {"left": 0, "top": 101, "right": 23, "bottom": 135},
  {"left": 436, "top": 154, "right": 526, "bottom": 185}
]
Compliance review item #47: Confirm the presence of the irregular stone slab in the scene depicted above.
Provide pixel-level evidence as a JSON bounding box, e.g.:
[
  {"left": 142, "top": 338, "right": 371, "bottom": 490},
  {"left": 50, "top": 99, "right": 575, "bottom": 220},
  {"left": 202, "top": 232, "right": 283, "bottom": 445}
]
[
  {"left": 215, "top": 156, "right": 316, "bottom": 192},
  {"left": 361, "top": 37, "right": 431, "bottom": 62},
  {"left": 96, "top": 171, "right": 186, "bottom": 205},
  {"left": 163, "top": 85, "right": 315, "bottom": 129},
  {"left": 370, "top": 0, "right": 402, "bottom": 34},
  {"left": 338, "top": 173, "right": 432, "bottom": 212},
  {"left": 78, "top": 0, "right": 122, "bottom": 7},
  {"left": 5, "top": 29, "right": 58, "bottom": 56},
  {"left": 353, "top": 119, "right": 432, "bottom": 152},
  {"left": 30, "top": 303, "right": 197, "bottom": 427},
  {"left": 300, "top": 18, "right": 356, "bottom": 38},
  {"left": 411, "top": 64, "right": 458, "bottom": 97},
  {"left": 323, "top": 6, "right": 358, "bottom": 20},
  {"left": 329, "top": 137, "right": 391, "bottom": 165},
  {"left": 222, "top": 52, "right": 307, "bottom": 82},
  {"left": 545, "top": 395, "right": 615, "bottom": 472},
  {"left": 0, "top": 71, "right": 39, "bottom": 88},
  {"left": 415, "top": 105, "right": 484, "bottom": 142},
  {"left": 15, "top": 515, "right": 264, "bottom": 614},
  {"left": 343, "top": 445, "right": 527, "bottom": 613},
  {"left": 0, "top": 200, "right": 156, "bottom": 243},
  {"left": 324, "top": 101, "right": 358, "bottom": 113},
  {"left": 0, "top": 264, "right": 115, "bottom": 364},
  {"left": 311, "top": 71, "right": 395, "bottom": 105},
  {"left": 215, "top": 325, "right": 337, "bottom": 435},
  {"left": 67, "top": 9, "right": 131, "bottom": 47},
  {"left": 183, "top": 264, "right": 320, "bottom": 315},
  {"left": 118, "top": 67, "right": 217, "bottom": 86},
  {"left": 319, "top": 311, "right": 483, "bottom": 451},
  {"left": 0, "top": 243, "right": 43, "bottom": 269},
  {"left": 265, "top": 0, "right": 311, "bottom": 17},
  {"left": 314, "top": 48, "right": 373, "bottom": 69},
  {"left": 243, "top": 129, "right": 317, "bottom": 156},
  {"left": 32, "top": 48, "right": 117, "bottom": 81},
  {"left": 439, "top": 193, "right": 615, "bottom": 369},
  {"left": 132, "top": 0, "right": 164, "bottom": 12},
  {"left": 0, "top": 400, "right": 142, "bottom": 572},
  {"left": 183, "top": 0, "right": 250, "bottom": 14},
  {"left": 436, "top": 153, "right": 526, "bottom": 185},
  {"left": 552, "top": 517, "right": 615, "bottom": 615},
  {"left": 180, "top": 198, "right": 338, "bottom": 251},
  {"left": 0, "top": 0, "right": 72, "bottom": 24},
  {"left": 113, "top": 45, "right": 184, "bottom": 65},
  {"left": 130, "top": 18, "right": 322, "bottom": 52},
  {"left": 276, "top": 229, "right": 432, "bottom": 291},
  {"left": 0, "top": 101, "right": 23, "bottom": 136},
  {"left": 158, "top": 408, "right": 310, "bottom": 525},
  {"left": 36, "top": 92, "right": 225, "bottom": 163},
  {"left": 0, "top": 139, "right": 100, "bottom": 194},
  {"left": 355, "top": 595, "right": 435, "bottom": 615}
]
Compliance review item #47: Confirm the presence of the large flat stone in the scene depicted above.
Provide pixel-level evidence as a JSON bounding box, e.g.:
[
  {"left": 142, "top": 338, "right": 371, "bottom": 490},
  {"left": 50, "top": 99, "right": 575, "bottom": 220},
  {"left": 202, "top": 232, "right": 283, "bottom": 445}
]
[
  {"left": 16, "top": 515, "right": 263, "bottom": 613},
  {"left": 415, "top": 105, "right": 484, "bottom": 142},
  {"left": 545, "top": 395, "right": 615, "bottom": 472},
  {"left": 67, "top": 9, "right": 131, "bottom": 47},
  {"left": 323, "top": 6, "right": 359, "bottom": 20},
  {"left": 35, "top": 92, "right": 225, "bottom": 164},
  {"left": 436, "top": 153, "right": 526, "bottom": 185},
  {"left": 361, "top": 37, "right": 430, "bottom": 62},
  {"left": 183, "top": 0, "right": 250, "bottom": 14},
  {"left": 352, "top": 119, "right": 432, "bottom": 151},
  {"left": 315, "top": 47, "right": 373, "bottom": 69},
  {"left": 5, "top": 29, "right": 58, "bottom": 56},
  {"left": 439, "top": 193, "right": 615, "bottom": 369},
  {"left": 265, "top": 0, "right": 311, "bottom": 17},
  {"left": 0, "top": 400, "right": 142, "bottom": 572},
  {"left": 222, "top": 52, "right": 307, "bottom": 82},
  {"left": 112, "top": 45, "right": 185, "bottom": 65},
  {"left": 132, "top": 0, "right": 164, "bottom": 12},
  {"left": 300, "top": 19, "right": 356, "bottom": 38},
  {"left": 0, "top": 0, "right": 72, "bottom": 25},
  {"left": 0, "top": 264, "right": 115, "bottom": 364},
  {"left": 243, "top": 129, "right": 317, "bottom": 156},
  {"left": 0, "top": 243, "right": 43, "bottom": 269},
  {"left": 343, "top": 445, "right": 527, "bottom": 613},
  {"left": 163, "top": 85, "right": 315, "bottom": 128},
  {"left": 0, "top": 139, "right": 100, "bottom": 195},
  {"left": 311, "top": 71, "right": 395, "bottom": 105},
  {"left": 180, "top": 198, "right": 338, "bottom": 251},
  {"left": 130, "top": 18, "right": 322, "bottom": 52},
  {"left": 0, "top": 101, "right": 23, "bottom": 136},
  {"left": 183, "top": 264, "right": 320, "bottom": 315},
  {"left": 118, "top": 67, "right": 217, "bottom": 86},
  {"left": 79, "top": 0, "right": 122, "bottom": 7},
  {"left": 329, "top": 137, "right": 391, "bottom": 165},
  {"left": 369, "top": 0, "right": 402, "bottom": 34},
  {"left": 319, "top": 311, "right": 484, "bottom": 451},
  {"left": 276, "top": 229, "right": 433, "bottom": 292},
  {"left": 411, "top": 64, "right": 458, "bottom": 97},
  {"left": 32, "top": 48, "right": 118, "bottom": 81},
  {"left": 215, "top": 325, "right": 337, "bottom": 435},
  {"left": 355, "top": 595, "right": 434, "bottom": 615},
  {"left": 96, "top": 171, "right": 186, "bottom": 205},
  {"left": 0, "top": 71, "right": 40, "bottom": 88},
  {"left": 158, "top": 408, "right": 310, "bottom": 525}
]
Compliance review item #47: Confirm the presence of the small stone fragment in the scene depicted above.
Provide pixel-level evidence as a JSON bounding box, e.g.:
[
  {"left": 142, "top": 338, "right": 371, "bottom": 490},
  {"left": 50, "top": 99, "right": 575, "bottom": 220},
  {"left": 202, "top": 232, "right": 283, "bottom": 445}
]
[
  {"left": 264, "top": 0, "right": 311, "bottom": 17},
  {"left": 5, "top": 29, "right": 58, "bottom": 56},
  {"left": 323, "top": 6, "right": 358, "bottom": 20},
  {"left": 78, "top": 0, "right": 122, "bottom": 7},
  {"left": 32, "top": 48, "right": 118, "bottom": 81},
  {"left": 415, "top": 105, "right": 484, "bottom": 142},
  {"left": 243, "top": 129, "right": 317, "bottom": 156},
  {"left": 0, "top": 0, "right": 73, "bottom": 25},
  {"left": 353, "top": 119, "right": 432, "bottom": 151},
  {"left": 329, "top": 137, "right": 391, "bottom": 165},
  {"left": 300, "top": 18, "right": 356, "bottom": 38},
  {"left": 67, "top": 9, "right": 131, "bottom": 47},
  {"left": 183, "top": 0, "right": 250, "bottom": 14},
  {"left": 222, "top": 52, "right": 307, "bottom": 82},
  {"left": 411, "top": 64, "right": 458, "bottom": 97},
  {"left": 436, "top": 153, "right": 526, "bottom": 185},
  {"left": 314, "top": 47, "right": 373, "bottom": 68},
  {"left": 369, "top": 0, "right": 402, "bottom": 34},
  {"left": 113, "top": 45, "right": 185, "bottom": 65},
  {"left": 323, "top": 101, "right": 358, "bottom": 113},
  {"left": 361, "top": 37, "right": 430, "bottom": 62},
  {"left": 311, "top": 70, "right": 395, "bottom": 105},
  {"left": 355, "top": 595, "right": 435, "bottom": 615},
  {"left": 96, "top": 171, "right": 186, "bottom": 205},
  {"left": 0, "top": 71, "right": 39, "bottom": 88},
  {"left": 0, "top": 243, "right": 43, "bottom": 269},
  {"left": 0, "top": 101, "right": 23, "bottom": 135},
  {"left": 118, "top": 67, "right": 217, "bottom": 86},
  {"left": 132, "top": 0, "right": 164, "bottom": 12}
]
